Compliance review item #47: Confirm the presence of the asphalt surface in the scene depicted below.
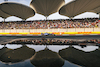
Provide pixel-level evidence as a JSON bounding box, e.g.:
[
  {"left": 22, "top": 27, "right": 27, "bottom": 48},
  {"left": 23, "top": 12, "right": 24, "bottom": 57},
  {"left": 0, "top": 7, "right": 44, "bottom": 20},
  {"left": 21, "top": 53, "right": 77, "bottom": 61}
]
[{"left": 0, "top": 35, "right": 100, "bottom": 44}]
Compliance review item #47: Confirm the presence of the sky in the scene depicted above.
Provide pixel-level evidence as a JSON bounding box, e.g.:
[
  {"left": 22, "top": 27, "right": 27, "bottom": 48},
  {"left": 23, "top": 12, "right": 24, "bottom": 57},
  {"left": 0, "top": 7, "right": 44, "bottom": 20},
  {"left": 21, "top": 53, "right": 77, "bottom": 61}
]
[{"left": 0, "top": 0, "right": 99, "bottom": 21}]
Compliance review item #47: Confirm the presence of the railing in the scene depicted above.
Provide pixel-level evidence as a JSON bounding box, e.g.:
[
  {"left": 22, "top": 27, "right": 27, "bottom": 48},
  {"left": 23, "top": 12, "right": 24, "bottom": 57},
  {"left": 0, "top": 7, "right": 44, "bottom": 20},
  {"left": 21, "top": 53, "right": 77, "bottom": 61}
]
[{"left": 0, "top": 28, "right": 100, "bottom": 32}]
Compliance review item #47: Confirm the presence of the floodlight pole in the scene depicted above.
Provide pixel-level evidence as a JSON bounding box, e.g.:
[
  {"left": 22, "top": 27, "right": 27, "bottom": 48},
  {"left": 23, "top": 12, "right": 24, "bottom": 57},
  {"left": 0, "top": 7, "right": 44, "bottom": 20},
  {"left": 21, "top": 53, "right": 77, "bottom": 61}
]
[
  {"left": 46, "top": 17, "right": 47, "bottom": 20},
  {"left": 4, "top": 18, "right": 6, "bottom": 23},
  {"left": 4, "top": 44, "right": 6, "bottom": 47},
  {"left": 70, "top": 17, "right": 73, "bottom": 19},
  {"left": 45, "top": 16, "right": 48, "bottom": 20},
  {"left": 22, "top": 19, "right": 26, "bottom": 21}
]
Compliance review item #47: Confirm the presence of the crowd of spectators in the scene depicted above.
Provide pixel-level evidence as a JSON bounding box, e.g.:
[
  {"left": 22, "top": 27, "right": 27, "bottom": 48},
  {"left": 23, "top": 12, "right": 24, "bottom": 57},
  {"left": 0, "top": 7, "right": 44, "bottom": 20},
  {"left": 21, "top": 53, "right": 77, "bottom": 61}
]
[
  {"left": 8, "top": 39, "right": 78, "bottom": 45},
  {"left": 0, "top": 18, "right": 100, "bottom": 29},
  {"left": 8, "top": 38, "right": 100, "bottom": 45}
]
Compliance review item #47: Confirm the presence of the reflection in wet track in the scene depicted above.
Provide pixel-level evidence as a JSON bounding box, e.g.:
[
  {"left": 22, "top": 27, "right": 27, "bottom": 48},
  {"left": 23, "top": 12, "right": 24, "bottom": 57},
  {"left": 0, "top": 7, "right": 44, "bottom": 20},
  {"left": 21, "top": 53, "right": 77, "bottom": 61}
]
[
  {"left": 30, "top": 48, "right": 64, "bottom": 67},
  {"left": 0, "top": 45, "right": 35, "bottom": 63},
  {"left": 0, "top": 44, "right": 99, "bottom": 67},
  {"left": 59, "top": 46, "right": 100, "bottom": 67}
]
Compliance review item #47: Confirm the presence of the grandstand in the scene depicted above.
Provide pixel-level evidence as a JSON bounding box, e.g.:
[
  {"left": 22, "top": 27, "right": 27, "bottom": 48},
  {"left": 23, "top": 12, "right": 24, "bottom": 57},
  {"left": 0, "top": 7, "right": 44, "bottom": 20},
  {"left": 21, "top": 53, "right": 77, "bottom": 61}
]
[{"left": 0, "top": 18, "right": 100, "bottom": 36}]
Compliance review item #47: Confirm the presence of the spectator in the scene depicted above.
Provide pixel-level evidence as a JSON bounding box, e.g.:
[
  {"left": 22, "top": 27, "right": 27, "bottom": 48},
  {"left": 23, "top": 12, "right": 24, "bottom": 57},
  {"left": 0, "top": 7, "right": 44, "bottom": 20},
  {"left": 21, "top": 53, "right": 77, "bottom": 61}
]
[{"left": 0, "top": 18, "right": 99, "bottom": 29}]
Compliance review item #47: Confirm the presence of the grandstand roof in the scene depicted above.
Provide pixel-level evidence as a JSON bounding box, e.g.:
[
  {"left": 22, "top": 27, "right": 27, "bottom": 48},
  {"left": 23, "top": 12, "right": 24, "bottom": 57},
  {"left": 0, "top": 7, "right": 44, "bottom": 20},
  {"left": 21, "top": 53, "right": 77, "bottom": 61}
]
[
  {"left": 59, "top": 0, "right": 100, "bottom": 18},
  {"left": 30, "top": 0, "right": 65, "bottom": 17},
  {"left": 0, "top": 10, "right": 10, "bottom": 19},
  {"left": 90, "top": 7, "right": 100, "bottom": 14},
  {"left": 0, "top": 2, "right": 35, "bottom": 20}
]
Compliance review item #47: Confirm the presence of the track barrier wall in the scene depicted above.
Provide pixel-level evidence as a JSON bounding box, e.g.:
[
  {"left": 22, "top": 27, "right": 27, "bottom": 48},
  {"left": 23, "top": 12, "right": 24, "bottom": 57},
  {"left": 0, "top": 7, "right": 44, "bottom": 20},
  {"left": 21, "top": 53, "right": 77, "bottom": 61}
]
[{"left": 0, "top": 28, "right": 100, "bottom": 36}]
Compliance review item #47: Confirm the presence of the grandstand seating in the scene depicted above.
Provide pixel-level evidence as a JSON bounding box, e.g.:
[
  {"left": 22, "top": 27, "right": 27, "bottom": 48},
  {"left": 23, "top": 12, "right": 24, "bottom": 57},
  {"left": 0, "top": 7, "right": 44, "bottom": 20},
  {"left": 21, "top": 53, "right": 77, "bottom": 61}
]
[{"left": 0, "top": 18, "right": 99, "bottom": 29}]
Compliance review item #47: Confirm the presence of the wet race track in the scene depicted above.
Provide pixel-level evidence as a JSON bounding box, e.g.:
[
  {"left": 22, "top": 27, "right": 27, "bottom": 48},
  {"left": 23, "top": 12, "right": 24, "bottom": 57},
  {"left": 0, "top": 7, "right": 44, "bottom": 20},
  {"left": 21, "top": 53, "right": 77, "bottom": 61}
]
[
  {"left": 0, "top": 44, "right": 100, "bottom": 67},
  {"left": 0, "top": 36, "right": 100, "bottom": 67}
]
